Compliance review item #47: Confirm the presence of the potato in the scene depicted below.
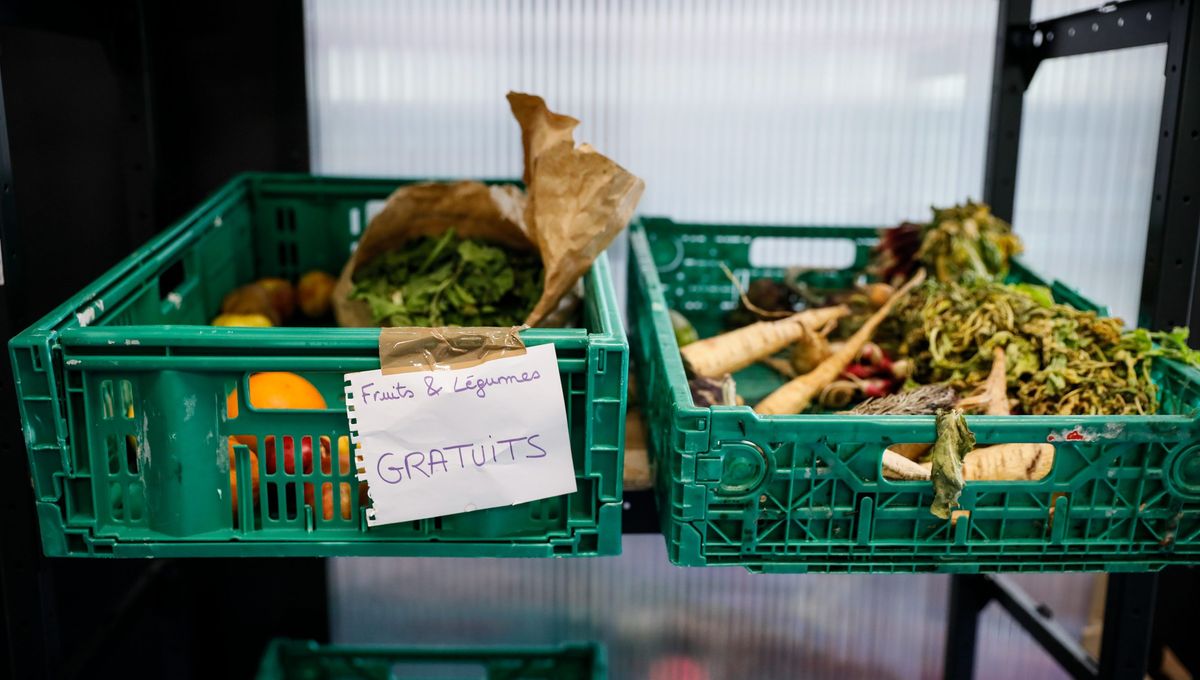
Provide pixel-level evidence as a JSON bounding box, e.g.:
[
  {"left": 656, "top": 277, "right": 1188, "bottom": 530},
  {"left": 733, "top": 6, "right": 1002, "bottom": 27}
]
[
  {"left": 221, "top": 283, "right": 281, "bottom": 325},
  {"left": 257, "top": 277, "right": 296, "bottom": 321},
  {"left": 297, "top": 270, "right": 336, "bottom": 319}
]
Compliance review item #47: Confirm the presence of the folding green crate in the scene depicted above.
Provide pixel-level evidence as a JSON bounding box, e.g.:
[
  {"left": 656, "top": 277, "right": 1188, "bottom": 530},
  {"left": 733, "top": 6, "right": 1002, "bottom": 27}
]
[
  {"left": 255, "top": 639, "right": 607, "bottom": 680},
  {"left": 10, "top": 173, "right": 626, "bottom": 557},
  {"left": 628, "top": 216, "right": 1200, "bottom": 573}
]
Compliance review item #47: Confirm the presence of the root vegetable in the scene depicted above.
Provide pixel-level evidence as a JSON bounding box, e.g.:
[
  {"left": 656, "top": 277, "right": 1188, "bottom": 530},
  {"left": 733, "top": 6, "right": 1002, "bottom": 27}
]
[
  {"left": 222, "top": 283, "right": 282, "bottom": 325},
  {"left": 298, "top": 270, "right": 337, "bottom": 319},
  {"left": 760, "top": 356, "right": 797, "bottom": 378},
  {"left": 720, "top": 263, "right": 799, "bottom": 327},
  {"left": 789, "top": 329, "right": 834, "bottom": 375},
  {"left": 958, "top": 346, "right": 1010, "bottom": 415},
  {"left": 670, "top": 309, "right": 700, "bottom": 347},
  {"left": 689, "top": 374, "right": 739, "bottom": 407},
  {"left": 754, "top": 270, "right": 925, "bottom": 414},
  {"left": 818, "top": 380, "right": 858, "bottom": 409},
  {"left": 919, "top": 443, "right": 1054, "bottom": 481},
  {"left": 890, "top": 359, "right": 914, "bottom": 380},
  {"left": 681, "top": 305, "right": 849, "bottom": 377},
  {"left": 883, "top": 450, "right": 931, "bottom": 480},
  {"left": 843, "top": 363, "right": 876, "bottom": 379},
  {"left": 257, "top": 277, "right": 297, "bottom": 321},
  {"left": 858, "top": 342, "right": 886, "bottom": 367},
  {"left": 887, "top": 442, "right": 932, "bottom": 460},
  {"left": 864, "top": 283, "right": 895, "bottom": 308}
]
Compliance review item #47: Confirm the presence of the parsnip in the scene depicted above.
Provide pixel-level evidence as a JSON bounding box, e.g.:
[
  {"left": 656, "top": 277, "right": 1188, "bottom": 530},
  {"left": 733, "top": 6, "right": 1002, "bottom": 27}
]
[
  {"left": 680, "top": 305, "right": 848, "bottom": 377},
  {"left": 918, "top": 443, "right": 1054, "bottom": 481},
  {"left": 958, "top": 346, "right": 1010, "bottom": 415},
  {"left": 887, "top": 442, "right": 932, "bottom": 460},
  {"left": 883, "top": 450, "right": 931, "bottom": 480},
  {"left": 754, "top": 270, "right": 926, "bottom": 415}
]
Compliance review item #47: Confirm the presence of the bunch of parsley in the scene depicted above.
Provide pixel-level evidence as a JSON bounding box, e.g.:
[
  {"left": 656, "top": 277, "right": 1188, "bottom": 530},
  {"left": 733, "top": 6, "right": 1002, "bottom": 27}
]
[{"left": 350, "top": 229, "right": 543, "bottom": 327}]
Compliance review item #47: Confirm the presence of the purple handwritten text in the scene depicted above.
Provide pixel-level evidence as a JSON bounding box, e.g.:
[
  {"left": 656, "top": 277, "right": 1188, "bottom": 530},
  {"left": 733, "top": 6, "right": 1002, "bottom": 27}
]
[
  {"left": 452, "top": 370, "right": 542, "bottom": 398},
  {"left": 375, "top": 432, "right": 550, "bottom": 484}
]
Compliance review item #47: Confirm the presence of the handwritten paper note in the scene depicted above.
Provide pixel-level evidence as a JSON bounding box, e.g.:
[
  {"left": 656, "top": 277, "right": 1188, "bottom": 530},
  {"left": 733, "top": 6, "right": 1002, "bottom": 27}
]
[{"left": 345, "top": 344, "right": 576, "bottom": 527}]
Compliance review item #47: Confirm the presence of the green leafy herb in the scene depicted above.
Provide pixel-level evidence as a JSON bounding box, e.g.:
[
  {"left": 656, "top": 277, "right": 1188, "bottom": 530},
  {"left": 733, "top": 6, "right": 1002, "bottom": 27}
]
[
  {"left": 1123, "top": 326, "right": 1200, "bottom": 368},
  {"left": 351, "top": 229, "right": 543, "bottom": 327}
]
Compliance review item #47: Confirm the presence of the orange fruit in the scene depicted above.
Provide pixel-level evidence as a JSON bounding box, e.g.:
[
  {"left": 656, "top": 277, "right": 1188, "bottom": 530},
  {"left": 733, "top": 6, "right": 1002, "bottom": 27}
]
[
  {"left": 226, "top": 372, "right": 326, "bottom": 419},
  {"left": 321, "top": 483, "right": 367, "bottom": 521},
  {"left": 226, "top": 373, "right": 326, "bottom": 509}
]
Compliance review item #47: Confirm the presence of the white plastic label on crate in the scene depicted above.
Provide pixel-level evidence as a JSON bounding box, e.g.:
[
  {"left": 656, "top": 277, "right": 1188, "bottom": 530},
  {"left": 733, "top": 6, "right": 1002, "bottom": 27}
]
[{"left": 344, "top": 344, "right": 576, "bottom": 527}]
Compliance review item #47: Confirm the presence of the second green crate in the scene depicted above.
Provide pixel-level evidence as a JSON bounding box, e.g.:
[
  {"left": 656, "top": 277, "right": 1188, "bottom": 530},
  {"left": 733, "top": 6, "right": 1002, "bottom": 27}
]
[{"left": 629, "top": 216, "right": 1200, "bottom": 573}]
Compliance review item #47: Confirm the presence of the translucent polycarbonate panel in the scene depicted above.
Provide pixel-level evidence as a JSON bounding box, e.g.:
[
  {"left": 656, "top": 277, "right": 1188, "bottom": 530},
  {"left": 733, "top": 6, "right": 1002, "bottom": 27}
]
[
  {"left": 1015, "top": 2, "right": 1166, "bottom": 324},
  {"left": 330, "top": 536, "right": 1096, "bottom": 680},
  {"left": 305, "top": 0, "right": 999, "bottom": 306},
  {"left": 307, "top": 0, "right": 1164, "bottom": 325}
]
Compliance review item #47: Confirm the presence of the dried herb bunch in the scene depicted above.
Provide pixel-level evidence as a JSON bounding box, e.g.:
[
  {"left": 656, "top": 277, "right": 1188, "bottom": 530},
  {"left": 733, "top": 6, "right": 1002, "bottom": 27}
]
[
  {"left": 847, "top": 383, "right": 958, "bottom": 416},
  {"left": 885, "top": 280, "right": 1163, "bottom": 416},
  {"left": 918, "top": 202, "right": 1022, "bottom": 284},
  {"left": 871, "top": 201, "right": 1022, "bottom": 287}
]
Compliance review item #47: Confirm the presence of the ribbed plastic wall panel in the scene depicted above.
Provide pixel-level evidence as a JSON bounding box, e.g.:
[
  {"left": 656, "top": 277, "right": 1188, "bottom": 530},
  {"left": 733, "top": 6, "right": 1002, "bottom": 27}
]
[
  {"left": 306, "top": 0, "right": 1164, "bottom": 329},
  {"left": 305, "top": 0, "right": 999, "bottom": 306},
  {"left": 1013, "top": 45, "right": 1165, "bottom": 326},
  {"left": 305, "top": 0, "right": 996, "bottom": 224},
  {"left": 330, "top": 536, "right": 1096, "bottom": 680}
]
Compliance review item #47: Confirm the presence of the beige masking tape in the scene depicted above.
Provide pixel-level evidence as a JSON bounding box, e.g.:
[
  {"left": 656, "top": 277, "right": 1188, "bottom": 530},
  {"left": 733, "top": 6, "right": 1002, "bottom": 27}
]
[{"left": 378, "top": 325, "right": 527, "bottom": 375}]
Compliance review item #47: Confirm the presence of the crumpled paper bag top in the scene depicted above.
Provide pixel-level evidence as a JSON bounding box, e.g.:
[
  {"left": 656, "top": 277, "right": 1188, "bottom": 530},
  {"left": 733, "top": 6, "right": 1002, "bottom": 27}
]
[
  {"left": 509, "top": 92, "right": 645, "bottom": 325},
  {"left": 332, "top": 92, "right": 644, "bottom": 335}
]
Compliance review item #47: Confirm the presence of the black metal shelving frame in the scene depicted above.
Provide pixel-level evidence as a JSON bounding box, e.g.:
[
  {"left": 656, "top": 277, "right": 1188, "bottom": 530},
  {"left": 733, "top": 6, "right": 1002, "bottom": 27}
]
[
  {"left": 0, "top": 1, "right": 1196, "bottom": 678},
  {"left": 949, "top": 2, "right": 1200, "bottom": 679}
]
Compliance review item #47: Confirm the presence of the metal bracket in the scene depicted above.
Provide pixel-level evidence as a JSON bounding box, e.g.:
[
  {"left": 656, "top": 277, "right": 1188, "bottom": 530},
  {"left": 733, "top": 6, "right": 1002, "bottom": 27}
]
[
  {"left": 984, "top": 0, "right": 1176, "bottom": 221},
  {"left": 944, "top": 573, "right": 1159, "bottom": 680},
  {"left": 1013, "top": 0, "right": 1174, "bottom": 83}
]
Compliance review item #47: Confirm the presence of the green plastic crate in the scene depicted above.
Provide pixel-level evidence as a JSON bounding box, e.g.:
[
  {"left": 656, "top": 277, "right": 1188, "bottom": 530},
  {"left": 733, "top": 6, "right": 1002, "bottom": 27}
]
[
  {"left": 628, "top": 216, "right": 1200, "bottom": 573},
  {"left": 255, "top": 639, "right": 607, "bottom": 680},
  {"left": 10, "top": 173, "right": 626, "bottom": 557}
]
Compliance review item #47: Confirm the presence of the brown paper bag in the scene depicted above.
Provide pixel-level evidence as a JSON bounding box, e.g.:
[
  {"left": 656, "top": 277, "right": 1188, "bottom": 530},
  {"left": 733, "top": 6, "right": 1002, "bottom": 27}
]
[{"left": 332, "top": 92, "right": 644, "bottom": 330}]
